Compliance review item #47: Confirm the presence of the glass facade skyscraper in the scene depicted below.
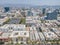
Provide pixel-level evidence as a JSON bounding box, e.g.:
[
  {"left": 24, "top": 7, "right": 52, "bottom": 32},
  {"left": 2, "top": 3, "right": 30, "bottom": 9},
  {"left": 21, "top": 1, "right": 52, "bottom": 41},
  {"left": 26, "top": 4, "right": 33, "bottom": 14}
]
[{"left": 45, "top": 10, "right": 58, "bottom": 20}]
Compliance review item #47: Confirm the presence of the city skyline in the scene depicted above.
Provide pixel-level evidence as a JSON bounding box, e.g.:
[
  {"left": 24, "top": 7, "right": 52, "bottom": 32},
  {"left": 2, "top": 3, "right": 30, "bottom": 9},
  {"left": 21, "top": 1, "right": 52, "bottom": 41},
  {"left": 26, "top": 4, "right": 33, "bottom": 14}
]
[{"left": 0, "top": 1, "right": 60, "bottom": 45}]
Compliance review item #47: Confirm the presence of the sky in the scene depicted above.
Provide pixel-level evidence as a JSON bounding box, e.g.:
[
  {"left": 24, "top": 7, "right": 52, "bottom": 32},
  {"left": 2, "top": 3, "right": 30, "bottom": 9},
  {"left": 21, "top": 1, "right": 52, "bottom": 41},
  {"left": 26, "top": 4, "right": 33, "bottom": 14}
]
[{"left": 0, "top": 0, "right": 60, "bottom": 6}]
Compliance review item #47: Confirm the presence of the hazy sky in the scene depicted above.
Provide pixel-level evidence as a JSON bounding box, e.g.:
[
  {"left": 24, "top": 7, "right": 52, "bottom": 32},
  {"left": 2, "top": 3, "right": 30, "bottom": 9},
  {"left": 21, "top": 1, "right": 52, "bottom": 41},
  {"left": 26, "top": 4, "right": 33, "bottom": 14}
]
[{"left": 0, "top": 0, "right": 60, "bottom": 6}]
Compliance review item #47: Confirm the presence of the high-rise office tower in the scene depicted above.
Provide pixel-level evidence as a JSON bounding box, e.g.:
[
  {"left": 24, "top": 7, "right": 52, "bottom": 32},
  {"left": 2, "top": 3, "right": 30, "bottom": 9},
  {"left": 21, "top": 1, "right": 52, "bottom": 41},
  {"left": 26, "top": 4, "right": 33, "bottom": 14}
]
[
  {"left": 4, "top": 7, "right": 10, "bottom": 12},
  {"left": 45, "top": 10, "right": 58, "bottom": 20}
]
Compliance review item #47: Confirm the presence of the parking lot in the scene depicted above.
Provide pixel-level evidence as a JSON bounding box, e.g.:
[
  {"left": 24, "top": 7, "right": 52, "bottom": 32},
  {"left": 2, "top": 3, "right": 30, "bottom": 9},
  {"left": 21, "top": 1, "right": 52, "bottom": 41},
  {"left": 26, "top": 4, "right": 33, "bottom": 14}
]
[{"left": 7, "top": 18, "right": 20, "bottom": 24}]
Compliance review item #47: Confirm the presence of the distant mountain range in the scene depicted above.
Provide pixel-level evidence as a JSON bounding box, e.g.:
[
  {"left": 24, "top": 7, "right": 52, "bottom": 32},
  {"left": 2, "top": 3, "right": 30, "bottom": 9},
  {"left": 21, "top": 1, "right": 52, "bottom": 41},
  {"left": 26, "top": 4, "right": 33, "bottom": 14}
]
[{"left": 0, "top": 4, "right": 60, "bottom": 8}]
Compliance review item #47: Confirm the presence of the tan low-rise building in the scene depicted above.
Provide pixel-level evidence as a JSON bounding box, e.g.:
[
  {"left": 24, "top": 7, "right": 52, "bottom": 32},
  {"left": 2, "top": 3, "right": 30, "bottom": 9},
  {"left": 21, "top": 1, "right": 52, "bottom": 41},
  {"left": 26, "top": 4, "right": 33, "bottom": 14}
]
[{"left": 10, "top": 31, "right": 29, "bottom": 44}]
